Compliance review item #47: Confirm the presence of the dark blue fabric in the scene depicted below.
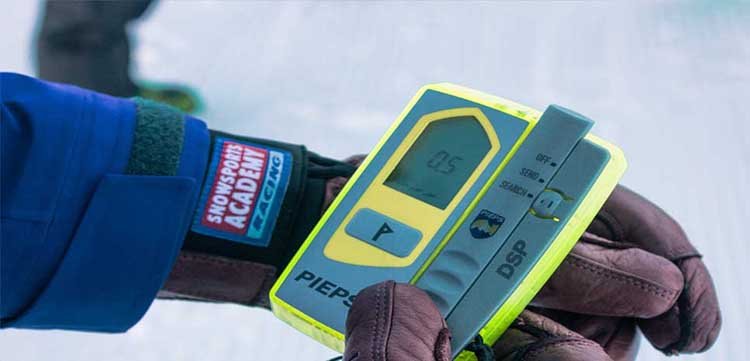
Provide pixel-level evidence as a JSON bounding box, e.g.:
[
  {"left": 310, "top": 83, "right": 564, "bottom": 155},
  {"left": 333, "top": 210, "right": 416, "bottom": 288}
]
[{"left": 0, "top": 73, "right": 209, "bottom": 331}]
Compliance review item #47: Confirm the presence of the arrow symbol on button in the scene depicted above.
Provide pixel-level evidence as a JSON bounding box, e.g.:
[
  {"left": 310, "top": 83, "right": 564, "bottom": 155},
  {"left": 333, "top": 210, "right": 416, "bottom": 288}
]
[{"left": 372, "top": 223, "right": 394, "bottom": 242}]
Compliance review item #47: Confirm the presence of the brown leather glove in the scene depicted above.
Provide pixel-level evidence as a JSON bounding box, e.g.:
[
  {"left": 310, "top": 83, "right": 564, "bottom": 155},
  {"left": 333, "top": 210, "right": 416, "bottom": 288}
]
[
  {"left": 160, "top": 146, "right": 720, "bottom": 361},
  {"left": 343, "top": 283, "right": 613, "bottom": 361},
  {"left": 493, "top": 309, "right": 615, "bottom": 361},
  {"left": 344, "top": 281, "right": 452, "bottom": 361},
  {"left": 343, "top": 186, "right": 721, "bottom": 361},
  {"left": 519, "top": 185, "right": 721, "bottom": 360}
]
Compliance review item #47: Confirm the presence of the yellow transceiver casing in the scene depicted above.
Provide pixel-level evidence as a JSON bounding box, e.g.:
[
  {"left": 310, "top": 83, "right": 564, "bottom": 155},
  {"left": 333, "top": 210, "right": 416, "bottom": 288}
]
[{"left": 270, "top": 84, "right": 626, "bottom": 360}]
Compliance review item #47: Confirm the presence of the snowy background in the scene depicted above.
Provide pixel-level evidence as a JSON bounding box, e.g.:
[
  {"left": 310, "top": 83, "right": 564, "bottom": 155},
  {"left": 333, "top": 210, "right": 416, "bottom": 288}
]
[{"left": 1, "top": 1, "right": 749, "bottom": 360}]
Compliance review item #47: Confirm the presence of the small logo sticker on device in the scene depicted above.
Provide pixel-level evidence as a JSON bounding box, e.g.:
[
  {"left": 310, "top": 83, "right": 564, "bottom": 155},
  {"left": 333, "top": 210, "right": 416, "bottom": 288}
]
[
  {"left": 470, "top": 209, "right": 505, "bottom": 239},
  {"left": 192, "top": 138, "right": 291, "bottom": 247}
]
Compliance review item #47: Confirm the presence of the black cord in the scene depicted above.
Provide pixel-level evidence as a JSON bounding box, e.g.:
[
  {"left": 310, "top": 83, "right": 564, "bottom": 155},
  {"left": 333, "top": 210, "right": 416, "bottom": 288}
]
[{"left": 465, "top": 334, "right": 495, "bottom": 361}]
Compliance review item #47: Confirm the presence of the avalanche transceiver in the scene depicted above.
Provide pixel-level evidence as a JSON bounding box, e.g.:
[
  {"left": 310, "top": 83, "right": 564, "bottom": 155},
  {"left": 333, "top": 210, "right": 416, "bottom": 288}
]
[{"left": 270, "top": 84, "right": 626, "bottom": 359}]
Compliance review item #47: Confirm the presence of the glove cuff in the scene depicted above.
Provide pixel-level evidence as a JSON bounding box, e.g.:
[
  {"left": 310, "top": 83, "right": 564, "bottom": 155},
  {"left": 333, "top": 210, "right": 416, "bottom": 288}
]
[
  {"left": 159, "top": 251, "right": 276, "bottom": 308},
  {"left": 163, "top": 131, "right": 355, "bottom": 307}
]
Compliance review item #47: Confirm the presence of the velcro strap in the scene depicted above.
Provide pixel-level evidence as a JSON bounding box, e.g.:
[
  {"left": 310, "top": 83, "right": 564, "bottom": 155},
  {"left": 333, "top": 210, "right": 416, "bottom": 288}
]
[{"left": 125, "top": 97, "right": 185, "bottom": 176}]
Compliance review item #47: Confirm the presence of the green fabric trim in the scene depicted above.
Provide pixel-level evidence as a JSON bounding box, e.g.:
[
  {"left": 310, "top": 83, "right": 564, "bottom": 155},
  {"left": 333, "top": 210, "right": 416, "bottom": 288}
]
[{"left": 125, "top": 97, "right": 185, "bottom": 176}]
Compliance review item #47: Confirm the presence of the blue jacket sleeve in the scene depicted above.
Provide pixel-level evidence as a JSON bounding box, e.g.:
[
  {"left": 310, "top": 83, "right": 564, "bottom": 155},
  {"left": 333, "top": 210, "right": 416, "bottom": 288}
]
[{"left": 0, "top": 72, "right": 209, "bottom": 331}]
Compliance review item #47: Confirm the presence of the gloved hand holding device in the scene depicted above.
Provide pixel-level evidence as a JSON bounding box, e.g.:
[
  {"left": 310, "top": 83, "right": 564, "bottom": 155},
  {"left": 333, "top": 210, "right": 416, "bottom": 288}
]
[
  {"left": 340, "top": 186, "right": 721, "bottom": 361},
  {"left": 157, "top": 90, "right": 719, "bottom": 359},
  {"left": 163, "top": 136, "right": 720, "bottom": 360},
  {"left": 1, "top": 73, "right": 719, "bottom": 360}
]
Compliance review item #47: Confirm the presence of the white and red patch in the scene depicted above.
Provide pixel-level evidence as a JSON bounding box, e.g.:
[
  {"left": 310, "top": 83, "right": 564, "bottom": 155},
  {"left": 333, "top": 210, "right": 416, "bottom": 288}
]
[
  {"left": 200, "top": 140, "right": 268, "bottom": 234},
  {"left": 192, "top": 137, "right": 291, "bottom": 246}
]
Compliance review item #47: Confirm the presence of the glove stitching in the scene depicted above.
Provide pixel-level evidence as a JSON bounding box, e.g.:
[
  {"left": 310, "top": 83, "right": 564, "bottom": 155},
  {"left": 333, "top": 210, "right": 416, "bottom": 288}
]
[
  {"left": 177, "top": 252, "right": 272, "bottom": 270},
  {"left": 370, "top": 283, "right": 379, "bottom": 361},
  {"left": 521, "top": 338, "right": 602, "bottom": 361},
  {"left": 566, "top": 256, "right": 678, "bottom": 300},
  {"left": 384, "top": 283, "right": 397, "bottom": 361},
  {"left": 371, "top": 282, "right": 385, "bottom": 361}
]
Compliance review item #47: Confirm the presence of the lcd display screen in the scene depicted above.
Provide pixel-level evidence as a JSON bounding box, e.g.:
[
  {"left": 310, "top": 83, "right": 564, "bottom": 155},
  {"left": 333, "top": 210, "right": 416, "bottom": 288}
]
[{"left": 384, "top": 116, "right": 491, "bottom": 209}]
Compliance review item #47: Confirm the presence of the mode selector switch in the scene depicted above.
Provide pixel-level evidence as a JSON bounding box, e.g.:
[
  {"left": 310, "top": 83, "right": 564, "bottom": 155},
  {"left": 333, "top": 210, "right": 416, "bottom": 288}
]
[{"left": 531, "top": 189, "right": 565, "bottom": 219}]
